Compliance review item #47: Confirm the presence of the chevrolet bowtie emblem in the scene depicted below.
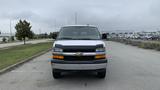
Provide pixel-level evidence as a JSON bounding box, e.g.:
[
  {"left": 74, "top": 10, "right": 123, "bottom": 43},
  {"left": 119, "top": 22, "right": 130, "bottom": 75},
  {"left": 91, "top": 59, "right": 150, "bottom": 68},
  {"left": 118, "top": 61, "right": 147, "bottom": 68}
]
[{"left": 75, "top": 52, "right": 83, "bottom": 56}]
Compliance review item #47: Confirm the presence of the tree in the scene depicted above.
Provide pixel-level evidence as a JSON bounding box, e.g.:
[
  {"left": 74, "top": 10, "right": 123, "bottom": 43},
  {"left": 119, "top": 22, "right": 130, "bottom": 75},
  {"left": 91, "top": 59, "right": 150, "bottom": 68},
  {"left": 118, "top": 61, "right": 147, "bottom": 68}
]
[
  {"left": 15, "top": 20, "right": 34, "bottom": 44},
  {"left": 44, "top": 33, "right": 48, "bottom": 38}
]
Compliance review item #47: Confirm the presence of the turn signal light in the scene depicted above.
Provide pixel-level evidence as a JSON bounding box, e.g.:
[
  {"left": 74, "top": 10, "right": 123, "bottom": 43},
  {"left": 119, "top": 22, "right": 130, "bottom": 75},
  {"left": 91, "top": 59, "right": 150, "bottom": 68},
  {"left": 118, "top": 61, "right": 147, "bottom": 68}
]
[
  {"left": 52, "top": 55, "right": 64, "bottom": 59},
  {"left": 95, "top": 54, "right": 106, "bottom": 59}
]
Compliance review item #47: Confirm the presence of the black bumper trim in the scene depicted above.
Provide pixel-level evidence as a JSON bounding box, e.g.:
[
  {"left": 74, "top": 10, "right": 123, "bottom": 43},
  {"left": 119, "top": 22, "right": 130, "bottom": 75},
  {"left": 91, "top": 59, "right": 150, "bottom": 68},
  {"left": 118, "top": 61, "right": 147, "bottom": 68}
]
[{"left": 50, "top": 59, "right": 108, "bottom": 64}]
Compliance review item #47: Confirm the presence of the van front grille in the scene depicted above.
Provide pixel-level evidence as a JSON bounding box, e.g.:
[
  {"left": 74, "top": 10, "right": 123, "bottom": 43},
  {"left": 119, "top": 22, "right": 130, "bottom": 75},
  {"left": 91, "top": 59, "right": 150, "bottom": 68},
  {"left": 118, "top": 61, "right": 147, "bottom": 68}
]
[
  {"left": 64, "top": 56, "right": 95, "bottom": 61},
  {"left": 63, "top": 49, "right": 95, "bottom": 52}
]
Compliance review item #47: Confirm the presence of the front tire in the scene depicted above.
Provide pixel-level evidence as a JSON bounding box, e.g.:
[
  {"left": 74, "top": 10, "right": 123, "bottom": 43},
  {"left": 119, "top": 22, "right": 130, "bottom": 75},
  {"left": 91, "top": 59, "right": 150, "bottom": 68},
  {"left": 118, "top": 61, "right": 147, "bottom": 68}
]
[
  {"left": 52, "top": 69, "right": 61, "bottom": 79},
  {"left": 97, "top": 69, "right": 106, "bottom": 78}
]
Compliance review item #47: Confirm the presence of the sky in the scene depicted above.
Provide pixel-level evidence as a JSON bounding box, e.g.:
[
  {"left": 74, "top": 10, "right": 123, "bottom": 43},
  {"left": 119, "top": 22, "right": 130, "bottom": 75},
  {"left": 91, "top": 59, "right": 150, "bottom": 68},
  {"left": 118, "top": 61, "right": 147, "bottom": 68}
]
[{"left": 0, "top": 0, "right": 160, "bottom": 34}]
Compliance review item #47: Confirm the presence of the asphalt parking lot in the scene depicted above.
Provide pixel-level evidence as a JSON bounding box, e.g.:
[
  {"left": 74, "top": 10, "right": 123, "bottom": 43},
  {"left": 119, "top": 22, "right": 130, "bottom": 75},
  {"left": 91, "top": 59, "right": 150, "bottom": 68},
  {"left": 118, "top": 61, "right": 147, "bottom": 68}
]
[{"left": 1, "top": 41, "right": 160, "bottom": 90}]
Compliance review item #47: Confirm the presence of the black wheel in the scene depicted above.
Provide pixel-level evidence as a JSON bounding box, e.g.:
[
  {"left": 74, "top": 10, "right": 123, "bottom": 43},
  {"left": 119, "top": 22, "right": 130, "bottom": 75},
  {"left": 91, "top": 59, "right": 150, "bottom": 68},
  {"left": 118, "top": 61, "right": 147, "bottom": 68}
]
[
  {"left": 52, "top": 69, "right": 61, "bottom": 79},
  {"left": 97, "top": 69, "right": 106, "bottom": 78}
]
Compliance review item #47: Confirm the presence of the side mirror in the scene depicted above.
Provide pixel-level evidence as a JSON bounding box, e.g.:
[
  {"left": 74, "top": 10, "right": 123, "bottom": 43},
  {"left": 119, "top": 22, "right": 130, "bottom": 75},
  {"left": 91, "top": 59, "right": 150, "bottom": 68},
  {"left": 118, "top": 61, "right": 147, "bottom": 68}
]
[
  {"left": 102, "top": 33, "right": 107, "bottom": 39},
  {"left": 51, "top": 32, "right": 58, "bottom": 39}
]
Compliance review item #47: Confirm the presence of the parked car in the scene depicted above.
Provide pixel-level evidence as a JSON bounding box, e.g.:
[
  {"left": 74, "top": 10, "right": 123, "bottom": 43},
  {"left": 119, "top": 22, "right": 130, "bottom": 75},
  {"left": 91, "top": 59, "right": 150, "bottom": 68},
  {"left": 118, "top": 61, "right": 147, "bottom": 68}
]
[{"left": 151, "top": 35, "right": 160, "bottom": 40}]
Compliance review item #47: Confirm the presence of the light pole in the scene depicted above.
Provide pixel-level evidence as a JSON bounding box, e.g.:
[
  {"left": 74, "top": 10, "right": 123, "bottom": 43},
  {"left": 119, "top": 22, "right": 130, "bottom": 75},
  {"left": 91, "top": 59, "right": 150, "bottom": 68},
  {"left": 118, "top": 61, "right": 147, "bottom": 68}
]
[
  {"left": 75, "top": 12, "right": 77, "bottom": 25},
  {"left": 54, "top": 19, "right": 56, "bottom": 31},
  {"left": 9, "top": 19, "right": 12, "bottom": 41},
  {"left": 39, "top": 28, "right": 41, "bottom": 35}
]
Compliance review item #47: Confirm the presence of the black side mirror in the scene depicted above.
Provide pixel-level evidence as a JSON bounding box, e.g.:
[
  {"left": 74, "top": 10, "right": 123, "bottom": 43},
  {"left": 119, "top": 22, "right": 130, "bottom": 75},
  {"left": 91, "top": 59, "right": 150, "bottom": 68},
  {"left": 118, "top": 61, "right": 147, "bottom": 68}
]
[
  {"left": 102, "top": 33, "right": 107, "bottom": 39},
  {"left": 52, "top": 34, "right": 57, "bottom": 39},
  {"left": 51, "top": 32, "right": 59, "bottom": 39}
]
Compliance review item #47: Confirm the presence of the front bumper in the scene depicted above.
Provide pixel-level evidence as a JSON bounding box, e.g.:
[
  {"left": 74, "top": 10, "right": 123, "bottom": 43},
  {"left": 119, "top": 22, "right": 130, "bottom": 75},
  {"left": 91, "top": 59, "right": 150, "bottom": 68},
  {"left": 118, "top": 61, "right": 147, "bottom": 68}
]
[{"left": 50, "top": 59, "right": 107, "bottom": 70}]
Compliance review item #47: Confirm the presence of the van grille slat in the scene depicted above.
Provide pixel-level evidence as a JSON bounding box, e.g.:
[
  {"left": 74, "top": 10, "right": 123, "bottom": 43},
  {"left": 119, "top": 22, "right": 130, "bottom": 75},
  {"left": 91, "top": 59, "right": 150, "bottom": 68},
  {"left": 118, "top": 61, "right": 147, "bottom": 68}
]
[
  {"left": 64, "top": 56, "right": 95, "bottom": 61},
  {"left": 63, "top": 49, "right": 95, "bottom": 52}
]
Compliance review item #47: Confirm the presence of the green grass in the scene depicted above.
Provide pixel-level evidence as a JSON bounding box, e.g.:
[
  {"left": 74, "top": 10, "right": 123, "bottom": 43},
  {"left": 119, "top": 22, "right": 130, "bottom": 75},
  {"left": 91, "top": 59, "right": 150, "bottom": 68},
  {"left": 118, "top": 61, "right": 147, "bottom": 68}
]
[{"left": 0, "top": 42, "right": 52, "bottom": 70}]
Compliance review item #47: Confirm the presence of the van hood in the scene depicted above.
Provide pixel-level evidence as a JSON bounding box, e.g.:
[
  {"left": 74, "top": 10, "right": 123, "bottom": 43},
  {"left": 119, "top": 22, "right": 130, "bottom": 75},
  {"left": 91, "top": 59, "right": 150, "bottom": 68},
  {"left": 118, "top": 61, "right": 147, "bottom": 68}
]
[{"left": 53, "top": 40, "right": 105, "bottom": 47}]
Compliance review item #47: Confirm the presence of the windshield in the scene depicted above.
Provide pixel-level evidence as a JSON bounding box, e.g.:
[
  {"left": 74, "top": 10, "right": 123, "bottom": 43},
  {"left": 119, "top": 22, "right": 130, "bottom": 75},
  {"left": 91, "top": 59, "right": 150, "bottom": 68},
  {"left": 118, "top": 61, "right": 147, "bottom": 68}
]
[{"left": 57, "top": 26, "right": 101, "bottom": 40}]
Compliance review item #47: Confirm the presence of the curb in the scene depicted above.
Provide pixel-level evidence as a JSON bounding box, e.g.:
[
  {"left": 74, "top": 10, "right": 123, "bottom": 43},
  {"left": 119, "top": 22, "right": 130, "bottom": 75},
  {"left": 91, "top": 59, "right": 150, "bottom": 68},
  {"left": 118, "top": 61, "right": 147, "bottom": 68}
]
[{"left": 0, "top": 48, "right": 52, "bottom": 75}]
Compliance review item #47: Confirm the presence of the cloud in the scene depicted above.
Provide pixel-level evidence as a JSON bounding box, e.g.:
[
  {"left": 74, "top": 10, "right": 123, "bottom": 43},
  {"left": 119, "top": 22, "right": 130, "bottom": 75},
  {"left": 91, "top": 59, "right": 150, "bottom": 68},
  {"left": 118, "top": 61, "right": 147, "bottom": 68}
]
[
  {"left": 0, "top": 0, "right": 160, "bottom": 33},
  {"left": 0, "top": 11, "right": 37, "bottom": 20}
]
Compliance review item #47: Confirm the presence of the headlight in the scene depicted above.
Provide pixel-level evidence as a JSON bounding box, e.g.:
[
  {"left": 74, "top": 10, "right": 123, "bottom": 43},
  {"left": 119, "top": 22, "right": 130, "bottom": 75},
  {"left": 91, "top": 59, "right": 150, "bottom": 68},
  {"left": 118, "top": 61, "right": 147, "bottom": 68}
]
[
  {"left": 53, "top": 48, "right": 63, "bottom": 52},
  {"left": 96, "top": 48, "right": 105, "bottom": 52}
]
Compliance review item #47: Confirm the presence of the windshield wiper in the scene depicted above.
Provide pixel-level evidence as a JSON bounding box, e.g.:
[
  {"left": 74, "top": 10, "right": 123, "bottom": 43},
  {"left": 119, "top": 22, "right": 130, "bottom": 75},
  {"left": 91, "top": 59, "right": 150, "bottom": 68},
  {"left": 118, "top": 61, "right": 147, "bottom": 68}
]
[
  {"left": 58, "top": 37, "right": 74, "bottom": 40},
  {"left": 58, "top": 37, "right": 98, "bottom": 40},
  {"left": 80, "top": 38, "right": 95, "bottom": 40}
]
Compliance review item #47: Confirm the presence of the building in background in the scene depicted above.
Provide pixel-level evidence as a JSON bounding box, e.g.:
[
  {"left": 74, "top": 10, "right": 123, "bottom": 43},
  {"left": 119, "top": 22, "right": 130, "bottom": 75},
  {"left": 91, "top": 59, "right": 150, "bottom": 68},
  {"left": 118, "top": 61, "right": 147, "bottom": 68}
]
[{"left": 0, "top": 33, "right": 15, "bottom": 42}]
